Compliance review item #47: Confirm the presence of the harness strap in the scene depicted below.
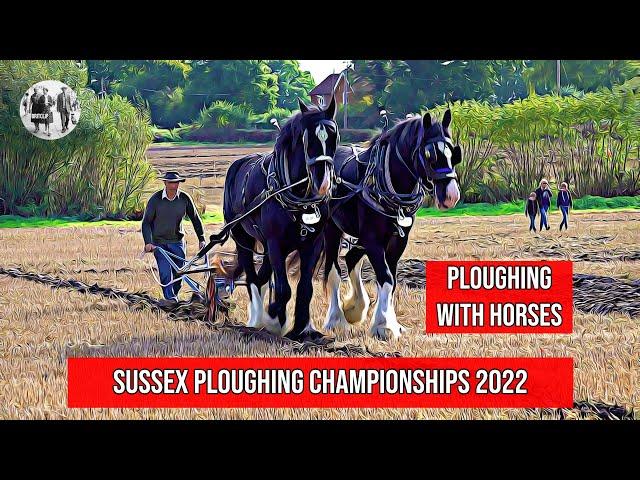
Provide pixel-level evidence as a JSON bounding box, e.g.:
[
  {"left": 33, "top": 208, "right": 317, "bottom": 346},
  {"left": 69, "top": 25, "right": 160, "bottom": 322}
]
[
  {"left": 267, "top": 148, "right": 328, "bottom": 211},
  {"left": 189, "top": 174, "right": 311, "bottom": 267}
]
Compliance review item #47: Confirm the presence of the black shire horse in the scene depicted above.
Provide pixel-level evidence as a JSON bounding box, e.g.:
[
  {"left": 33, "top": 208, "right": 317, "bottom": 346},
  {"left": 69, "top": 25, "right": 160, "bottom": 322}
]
[
  {"left": 322, "top": 109, "right": 462, "bottom": 339},
  {"left": 223, "top": 97, "right": 338, "bottom": 341}
]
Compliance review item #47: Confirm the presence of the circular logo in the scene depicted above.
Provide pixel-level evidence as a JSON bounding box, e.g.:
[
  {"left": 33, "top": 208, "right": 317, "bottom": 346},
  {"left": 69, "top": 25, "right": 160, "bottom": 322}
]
[{"left": 20, "top": 80, "right": 81, "bottom": 140}]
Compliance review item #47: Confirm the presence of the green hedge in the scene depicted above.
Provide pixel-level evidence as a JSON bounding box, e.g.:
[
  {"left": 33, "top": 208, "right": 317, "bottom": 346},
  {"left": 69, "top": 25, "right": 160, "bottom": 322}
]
[
  {"left": 418, "top": 195, "right": 640, "bottom": 217},
  {"left": 427, "top": 90, "right": 640, "bottom": 203}
]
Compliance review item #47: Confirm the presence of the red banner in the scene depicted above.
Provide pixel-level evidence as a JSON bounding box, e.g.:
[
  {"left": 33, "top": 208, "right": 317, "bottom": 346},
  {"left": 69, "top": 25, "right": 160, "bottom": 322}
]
[
  {"left": 425, "top": 260, "right": 573, "bottom": 334},
  {"left": 68, "top": 357, "right": 573, "bottom": 408}
]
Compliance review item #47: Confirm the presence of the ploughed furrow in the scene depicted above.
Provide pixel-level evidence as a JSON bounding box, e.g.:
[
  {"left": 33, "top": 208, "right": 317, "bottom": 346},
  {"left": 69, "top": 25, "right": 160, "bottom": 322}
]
[{"left": 0, "top": 267, "right": 399, "bottom": 358}]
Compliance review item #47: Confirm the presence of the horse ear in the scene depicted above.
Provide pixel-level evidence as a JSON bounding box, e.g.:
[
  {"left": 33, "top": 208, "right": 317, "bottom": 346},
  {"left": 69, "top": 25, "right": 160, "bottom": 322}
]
[
  {"left": 324, "top": 94, "right": 337, "bottom": 120},
  {"left": 298, "top": 98, "right": 310, "bottom": 114},
  {"left": 443, "top": 109, "right": 452, "bottom": 130},
  {"left": 451, "top": 145, "right": 462, "bottom": 166},
  {"left": 422, "top": 111, "right": 432, "bottom": 130}
]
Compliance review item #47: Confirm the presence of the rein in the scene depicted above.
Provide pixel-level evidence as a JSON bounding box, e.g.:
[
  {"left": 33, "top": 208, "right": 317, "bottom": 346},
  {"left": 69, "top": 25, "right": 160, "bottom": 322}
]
[
  {"left": 267, "top": 148, "right": 328, "bottom": 212},
  {"left": 188, "top": 173, "right": 311, "bottom": 266}
]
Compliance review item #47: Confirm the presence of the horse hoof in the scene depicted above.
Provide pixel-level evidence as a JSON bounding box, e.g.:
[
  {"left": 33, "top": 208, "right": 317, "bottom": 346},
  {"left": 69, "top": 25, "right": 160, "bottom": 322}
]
[
  {"left": 286, "top": 327, "right": 332, "bottom": 344},
  {"left": 262, "top": 318, "right": 283, "bottom": 336},
  {"left": 370, "top": 322, "right": 406, "bottom": 340},
  {"left": 343, "top": 298, "right": 369, "bottom": 324},
  {"left": 324, "top": 311, "right": 350, "bottom": 331},
  {"left": 304, "top": 327, "right": 332, "bottom": 344},
  {"left": 250, "top": 313, "right": 282, "bottom": 336}
]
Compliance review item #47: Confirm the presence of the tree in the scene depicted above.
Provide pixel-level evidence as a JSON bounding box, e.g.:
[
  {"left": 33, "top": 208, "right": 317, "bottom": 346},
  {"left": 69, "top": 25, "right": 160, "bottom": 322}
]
[
  {"left": 268, "top": 60, "right": 315, "bottom": 110},
  {"left": 182, "top": 60, "right": 278, "bottom": 121},
  {"left": 523, "top": 60, "right": 640, "bottom": 96},
  {"left": 346, "top": 60, "right": 529, "bottom": 126},
  {"left": 87, "top": 60, "right": 191, "bottom": 128}
]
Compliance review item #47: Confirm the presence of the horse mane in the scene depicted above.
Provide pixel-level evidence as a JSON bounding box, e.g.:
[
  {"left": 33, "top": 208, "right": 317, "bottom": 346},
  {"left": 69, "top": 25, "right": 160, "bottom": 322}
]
[
  {"left": 368, "top": 117, "right": 424, "bottom": 152},
  {"left": 368, "top": 115, "right": 446, "bottom": 153},
  {"left": 274, "top": 105, "right": 324, "bottom": 154}
]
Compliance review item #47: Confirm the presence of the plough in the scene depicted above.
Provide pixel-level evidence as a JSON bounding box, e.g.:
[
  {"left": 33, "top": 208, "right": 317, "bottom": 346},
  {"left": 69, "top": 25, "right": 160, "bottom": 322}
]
[{"left": 149, "top": 245, "right": 238, "bottom": 323}]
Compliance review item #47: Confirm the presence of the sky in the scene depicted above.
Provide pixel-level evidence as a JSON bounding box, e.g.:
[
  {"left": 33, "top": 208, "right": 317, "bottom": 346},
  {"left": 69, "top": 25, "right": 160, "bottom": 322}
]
[{"left": 298, "top": 60, "right": 352, "bottom": 83}]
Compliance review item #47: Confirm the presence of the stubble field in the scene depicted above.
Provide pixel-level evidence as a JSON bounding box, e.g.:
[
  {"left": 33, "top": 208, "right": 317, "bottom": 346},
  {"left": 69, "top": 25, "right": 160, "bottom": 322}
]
[{"left": 0, "top": 145, "right": 638, "bottom": 419}]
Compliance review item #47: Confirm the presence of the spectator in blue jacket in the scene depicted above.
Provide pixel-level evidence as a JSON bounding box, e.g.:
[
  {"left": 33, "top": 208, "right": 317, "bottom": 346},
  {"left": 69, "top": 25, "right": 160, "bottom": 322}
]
[
  {"left": 534, "top": 179, "right": 553, "bottom": 231},
  {"left": 557, "top": 181, "right": 573, "bottom": 230}
]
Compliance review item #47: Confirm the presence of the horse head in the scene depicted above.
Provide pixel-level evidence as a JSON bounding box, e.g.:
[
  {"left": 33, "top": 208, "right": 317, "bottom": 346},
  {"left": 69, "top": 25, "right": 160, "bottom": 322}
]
[
  {"left": 277, "top": 96, "right": 339, "bottom": 197},
  {"left": 416, "top": 109, "right": 462, "bottom": 210}
]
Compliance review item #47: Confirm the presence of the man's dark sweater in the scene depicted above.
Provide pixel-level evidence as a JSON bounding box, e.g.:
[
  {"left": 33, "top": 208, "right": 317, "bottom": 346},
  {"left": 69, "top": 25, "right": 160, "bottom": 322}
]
[{"left": 142, "top": 190, "right": 205, "bottom": 245}]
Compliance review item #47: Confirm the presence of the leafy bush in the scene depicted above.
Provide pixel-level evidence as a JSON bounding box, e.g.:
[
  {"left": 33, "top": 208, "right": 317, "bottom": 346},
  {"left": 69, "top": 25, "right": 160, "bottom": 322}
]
[
  {"left": 428, "top": 90, "right": 640, "bottom": 202},
  {"left": 0, "top": 60, "right": 155, "bottom": 218},
  {"left": 573, "top": 195, "right": 640, "bottom": 210},
  {"left": 193, "top": 101, "right": 254, "bottom": 129}
]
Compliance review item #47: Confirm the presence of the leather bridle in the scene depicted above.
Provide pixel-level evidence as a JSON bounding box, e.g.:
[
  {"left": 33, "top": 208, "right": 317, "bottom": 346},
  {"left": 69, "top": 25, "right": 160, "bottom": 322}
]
[
  {"left": 267, "top": 118, "right": 338, "bottom": 213},
  {"left": 411, "top": 137, "right": 458, "bottom": 183},
  {"left": 301, "top": 119, "right": 338, "bottom": 168}
]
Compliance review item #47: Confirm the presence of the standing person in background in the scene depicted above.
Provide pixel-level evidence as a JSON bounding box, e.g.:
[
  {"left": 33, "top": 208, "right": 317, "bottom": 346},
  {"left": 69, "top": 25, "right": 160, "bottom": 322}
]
[
  {"left": 557, "top": 181, "right": 573, "bottom": 230},
  {"left": 56, "top": 85, "right": 73, "bottom": 133},
  {"left": 525, "top": 192, "right": 539, "bottom": 232},
  {"left": 21, "top": 92, "right": 30, "bottom": 116},
  {"left": 30, "top": 87, "right": 43, "bottom": 133},
  {"left": 535, "top": 179, "right": 553, "bottom": 231},
  {"left": 40, "top": 87, "right": 55, "bottom": 137}
]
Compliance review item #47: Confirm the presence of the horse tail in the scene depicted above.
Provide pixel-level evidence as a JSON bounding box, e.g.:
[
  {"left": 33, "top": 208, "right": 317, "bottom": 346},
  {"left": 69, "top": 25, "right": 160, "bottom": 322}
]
[
  {"left": 220, "top": 155, "right": 261, "bottom": 284},
  {"left": 314, "top": 235, "right": 327, "bottom": 287},
  {"left": 286, "top": 251, "right": 300, "bottom": 282}
]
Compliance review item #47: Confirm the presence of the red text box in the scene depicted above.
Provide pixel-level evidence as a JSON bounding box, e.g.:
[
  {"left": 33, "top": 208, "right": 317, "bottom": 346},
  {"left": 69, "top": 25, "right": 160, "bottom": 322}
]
[
  {"left": 426, "top": 260, "right": 573, "bottom": 334},
  {"left": 68, "top": 357, "right": 573, "bottom": 409}
]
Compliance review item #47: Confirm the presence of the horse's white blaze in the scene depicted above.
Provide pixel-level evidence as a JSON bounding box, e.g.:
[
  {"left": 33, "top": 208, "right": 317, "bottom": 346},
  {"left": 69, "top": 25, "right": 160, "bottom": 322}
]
[
  {"left": 438, "top": 141, "right": 453, "bottom": 170},
  {"left": 343, "top": 256, "right": 369, "bottom": 325},
  {"left": 323, "top": 264, "right": 349, "bottom": 330},
  {"left": 313, "top": 123, "right": 332, "bottom": 196},
  {"left": 316, "top": 124, "right": 328, "bottom": 156},
  {"left": 317, "top": 163, "right": 330, "bottom": 195},
  {"left": 370, "top": 282, "right": 404, "bottom": 339},
  {"left": 444, "top": 179, "right": 460, "bottom": 208}
]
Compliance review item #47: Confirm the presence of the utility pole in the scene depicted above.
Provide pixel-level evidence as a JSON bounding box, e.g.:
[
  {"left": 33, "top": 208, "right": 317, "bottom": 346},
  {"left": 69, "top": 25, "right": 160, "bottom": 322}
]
[
  {"left": 556, "top": 60, "right": 561, "bottom": 95},
  {"left": 343, "top": 68, "right": 349, "bottom": 129},
  {"left": 338, "top": 61, "right": 354, "bottom": 130}
]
